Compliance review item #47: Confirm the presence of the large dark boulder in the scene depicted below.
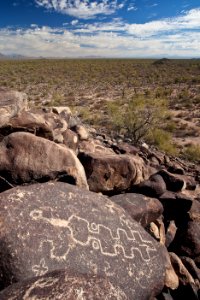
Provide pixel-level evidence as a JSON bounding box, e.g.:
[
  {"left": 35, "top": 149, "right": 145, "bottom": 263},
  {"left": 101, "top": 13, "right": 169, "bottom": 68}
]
[
  {"left": 0, "top": 132, "right": 88, "bottom": 190},
  {"left": 159, "top": 192, "right": 192, "bottom": 224},
  {"left": 110, "top": 193, "right": 163, "bottom": 227},
  {"left": 157, "top": 170, "right": 186, "bottom": 192},
  {"left": 178, "top": 221, "right": 200, "bottom": 258},
  {"left": 0, "top": 270, "right": 127, "bottom": 300},
  {"left": 134, "top": 174, "right": 167, "bottom": 197},
  {"left": 0, "top": 182, "right": 166, "bottom": 299},
  {"left": 78, "top": 151, "right": 148, "bottom": 194}
]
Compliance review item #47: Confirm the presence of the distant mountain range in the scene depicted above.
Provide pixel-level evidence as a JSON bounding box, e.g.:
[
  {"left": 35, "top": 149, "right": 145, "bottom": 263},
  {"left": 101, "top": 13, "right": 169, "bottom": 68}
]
[
  {"left": 1, "top": 53, "right": 200, "bottom": 60},
  {"left": 0, "top": 53, "right": 29, "bottom": 59}
]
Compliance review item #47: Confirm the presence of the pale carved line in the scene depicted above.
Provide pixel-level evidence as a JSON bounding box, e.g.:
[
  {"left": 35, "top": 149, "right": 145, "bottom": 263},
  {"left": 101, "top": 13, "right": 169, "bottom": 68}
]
[{"left": 30, "top": 210, "right": 156, "bottom": 262}]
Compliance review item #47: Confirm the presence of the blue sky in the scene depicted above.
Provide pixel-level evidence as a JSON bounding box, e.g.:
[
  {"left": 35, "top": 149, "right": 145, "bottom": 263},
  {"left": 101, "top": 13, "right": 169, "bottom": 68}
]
[{"left": 0, "top": 0, "right": 200, "bottom": 57}]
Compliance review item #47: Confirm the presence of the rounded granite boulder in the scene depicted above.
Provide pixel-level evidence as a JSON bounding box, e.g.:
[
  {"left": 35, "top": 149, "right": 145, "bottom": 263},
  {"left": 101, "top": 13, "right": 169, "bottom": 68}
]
[{"left": 0, "top": 182, "right": 166, "bottom": 299}]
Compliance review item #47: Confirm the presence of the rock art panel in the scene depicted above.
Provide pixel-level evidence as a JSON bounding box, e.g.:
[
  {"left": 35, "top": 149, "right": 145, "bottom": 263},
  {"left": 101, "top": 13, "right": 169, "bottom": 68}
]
[
  {"left": 0, "top": 182, "right": 165, "bottom": 299},
  {"left": 0, "top": 270, "right": 128, "bottom": 300}
]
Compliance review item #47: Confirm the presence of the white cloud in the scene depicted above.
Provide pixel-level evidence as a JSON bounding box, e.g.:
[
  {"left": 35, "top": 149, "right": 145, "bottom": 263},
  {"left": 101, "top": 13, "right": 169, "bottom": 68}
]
[
  {"left": 71, "top": 19, "right": 78, "bottom": 26},
  {"left": 127, "top": 8, "right": 200, "bottom": 37},
  {"left": 35, "top": 0, "right": 125, "bottom": 19},
  {"left": 150, "top": 3, "right": 158, "bottom": 7},
  {"left": 73, "top": 19, "right": 126, "bottom": 33},
  {"left": 127, "top": 4, "right": 137, "bottom": 11},
  {"left": 0, "top": 9, "right": 200, "bottom": 58}
]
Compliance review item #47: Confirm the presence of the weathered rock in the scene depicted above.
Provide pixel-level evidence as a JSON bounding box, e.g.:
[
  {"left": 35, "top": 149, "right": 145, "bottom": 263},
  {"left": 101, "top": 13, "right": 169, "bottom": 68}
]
[
  {"left": 135, "top": 174, "right": 167, "bottom": 197},
  {"left": 0, "top": 182, "right": 165, "bottom": 299},
  {"left": 178, "top": 221, "right": 200, "bottom": 258},
  {"left": 149, "top": 218, "right": 166, "bottom": 245},
  {"left": 159, "top": 192, "right": 192, "bottom": 223},
  {"left": 79, "top": 139, "right": 114, "bottom": 155},
  {"left": 166, "top": 162, "right": 185, "bottom": 175},
  {"left": 181, "top": 257, "right": 200, "bottom": 282},
  {"left": 169, "top": 253, "right": 195, "bottom": 286},
  {"left": 62, "top": 129, "right": 79, "bottom": 152},
  {"left": 163, "top": 250, "right": 179, "bottom": 290},
  {"left": 68, "top": 115, "right": 81, "bottom": 128},
  {"left": 188, "top": 200, "right": 200, "bottom": 222},
  {"left": 0, "top": 89, "right": 28, "bottom": 127},
  {"left": 0, "top": 132, "right": 88, "bottom": 190},
  {"left": 52, "top": 106, "right": 72, "bottom": 118},
  {"left": 0, "top": 270, "right": 128, "bottom": 300},
  {"left": 158, "top": 170, "right": 186, "bottom": 192},
  {"left": 42, "top": 111, "right": 68, "bottom": 142},
  {"left": 111, "top": 142, "right": 139, "bottom": 155},
  {"left": 165, "top": 221, "right": 177, "bottom": 248},
  {"left": 1, "top": 110, "right": 53, "bottom": 140},
  {"left": 110, "top": 193, "right": 163, "bottom": 227},
  {"left": 74, "top": 124, "right": 89, "bottom": 140},
  {"left": 149, "top": 222, "right": 161, "bottom": 241},
  {"left": 169, "top": 253, "right": 199, "bottom": 299},
  {"left": 78, "top": 151, "right": 149, "bottom": 193}
]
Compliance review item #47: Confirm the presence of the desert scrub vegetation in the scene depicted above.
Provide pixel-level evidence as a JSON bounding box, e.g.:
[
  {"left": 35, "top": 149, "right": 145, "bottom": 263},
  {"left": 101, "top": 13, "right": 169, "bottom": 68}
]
[
  {"left": 106, "top": 96, "right": 174, "bottom": 144},
  {"left": 182, "top": 144, "right": 200, "bottom": 162},
  {"left": 0, "top": 59, "right": 200, "bottom": 110},
  {"left": 146, "top": 129, "right": 178, "bottom": 155},
  {"left": 0, "top": 58, "right": 200, "bottom": 156}
]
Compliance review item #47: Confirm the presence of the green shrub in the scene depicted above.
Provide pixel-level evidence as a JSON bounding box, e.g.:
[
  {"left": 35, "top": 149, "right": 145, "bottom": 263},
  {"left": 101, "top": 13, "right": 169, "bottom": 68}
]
[
  {"left": 182, "top": 144, "right": 200, "bottom": 162},
  {"left": 107, "top": 96, "right": 169, "bottom": 143},
  {"left": 50, "top": 92, "right": 65, "bottom": 106},
  {"left": 146, "top": 129, "right": 178, "bottom": 155}
]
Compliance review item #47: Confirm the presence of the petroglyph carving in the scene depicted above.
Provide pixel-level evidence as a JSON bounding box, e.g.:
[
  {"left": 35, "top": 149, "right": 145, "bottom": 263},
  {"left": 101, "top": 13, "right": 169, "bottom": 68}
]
[
  {"left": 32, "top": 258, "right": 48, "bottom": 276},
  {"left": 30, "top": 210, "right": 156, "bottom": 262}
]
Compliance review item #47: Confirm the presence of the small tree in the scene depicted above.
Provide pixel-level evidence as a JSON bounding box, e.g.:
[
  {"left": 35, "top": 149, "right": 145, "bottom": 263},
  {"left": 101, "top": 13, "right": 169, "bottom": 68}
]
[{"left": 107, "top": 96, "right": 169, "bottom": 143}]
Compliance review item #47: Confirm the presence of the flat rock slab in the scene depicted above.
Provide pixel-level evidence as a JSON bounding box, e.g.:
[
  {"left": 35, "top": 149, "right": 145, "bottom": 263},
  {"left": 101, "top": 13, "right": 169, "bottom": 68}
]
[
  {"left": 0, "top": 182, "right": 165, "bottom": 299},
  {"left": 0, "top": 132, "right": 88, "bottom": 190},
  {"left": 110, "top": 193, "right": 163, "bottom": 227},
  {"left": 0, "top": 270, "right": 128, "bottom": 300}
]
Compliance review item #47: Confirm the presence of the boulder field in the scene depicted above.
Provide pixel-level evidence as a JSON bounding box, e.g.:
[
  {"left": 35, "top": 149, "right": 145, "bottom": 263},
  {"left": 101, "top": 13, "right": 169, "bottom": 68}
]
[{"left": 0, "top": 89, "right": 199, "bottom": 299}]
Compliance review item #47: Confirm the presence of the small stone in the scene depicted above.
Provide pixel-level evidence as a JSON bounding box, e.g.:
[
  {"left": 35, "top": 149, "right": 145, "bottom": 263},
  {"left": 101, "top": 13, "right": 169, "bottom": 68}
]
[
  {"left": 62, "top": 129, "right": 79, "bottom": 152},
  {"left": 165, "top": 221, "right": 177, "bottom": 248},
  {"left": 74, "top": 125, "right": 89, "bottom": 140}
]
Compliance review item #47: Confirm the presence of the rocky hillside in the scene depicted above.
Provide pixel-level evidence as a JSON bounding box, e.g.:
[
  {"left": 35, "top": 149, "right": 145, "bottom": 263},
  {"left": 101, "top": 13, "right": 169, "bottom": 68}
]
[{"left": 0, "top": 88, "right": 199, "bottom": 299}]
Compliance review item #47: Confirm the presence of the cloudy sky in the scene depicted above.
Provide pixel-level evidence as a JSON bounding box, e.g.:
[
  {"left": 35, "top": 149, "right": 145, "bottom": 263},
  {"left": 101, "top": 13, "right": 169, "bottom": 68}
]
[{"left": 0, "top": 0, "right": 200, "bottom": 58}]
